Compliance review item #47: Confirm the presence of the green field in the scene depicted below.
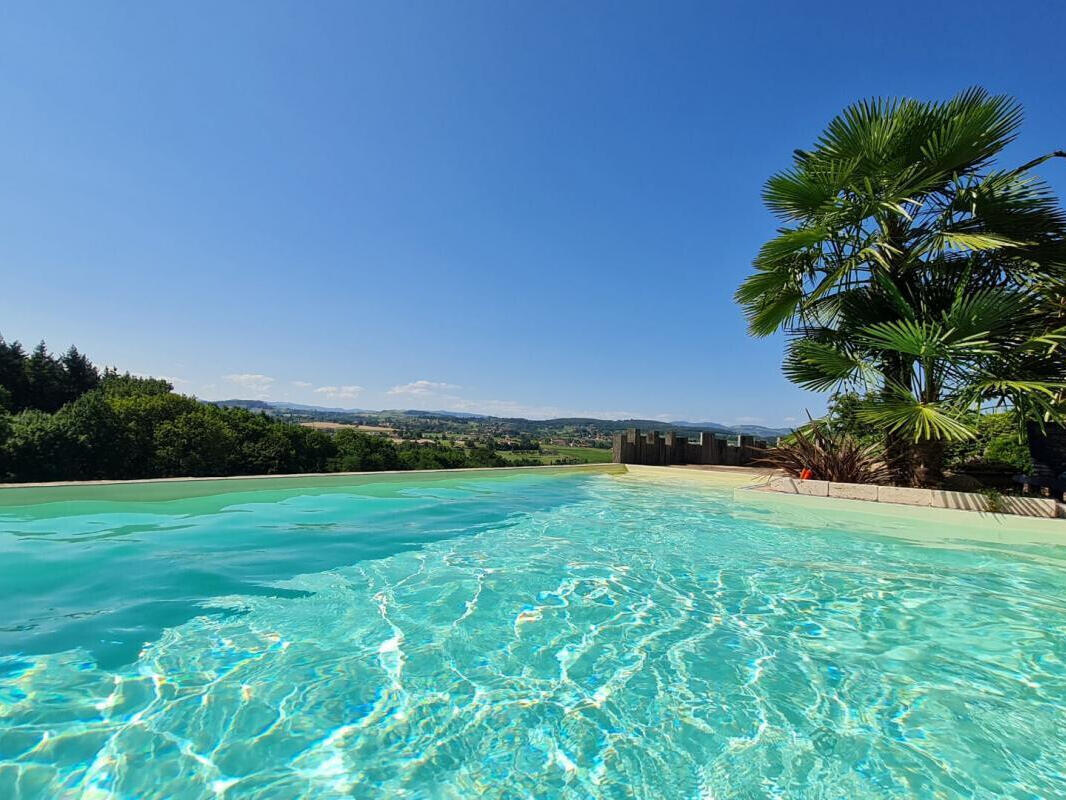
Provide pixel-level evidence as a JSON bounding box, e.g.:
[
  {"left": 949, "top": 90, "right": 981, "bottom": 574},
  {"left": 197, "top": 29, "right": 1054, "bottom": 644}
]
[{"left": 496, "top": 445, "right": 613, "bottom": 465}]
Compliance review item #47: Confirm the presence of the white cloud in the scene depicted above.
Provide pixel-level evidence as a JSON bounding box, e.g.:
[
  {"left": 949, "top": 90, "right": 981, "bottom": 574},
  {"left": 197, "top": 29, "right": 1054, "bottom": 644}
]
[
  {"left": 783, "top": 416, "right": 798, "bottom": 423},
  {"left": 387, "top": 380, "right": 460, "bottom": 396},
  {"left": 223, "top": 373, "right": 275, "bottom": 398},
  {"left": 734, "top": 416, "right": 765, "bottom": 425},
  {"left": 291, "top": 380, "right": 313, "bottom": 388},
  {"left": 314, "top": 385, "right": 364, "bottom": 401}
]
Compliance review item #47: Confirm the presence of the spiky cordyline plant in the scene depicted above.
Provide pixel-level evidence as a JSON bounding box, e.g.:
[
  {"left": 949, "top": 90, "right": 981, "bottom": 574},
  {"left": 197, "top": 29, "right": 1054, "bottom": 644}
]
[
  {"left": 735, "top": 88, "right": 1066, "bottom": 485},
  {"left": 758, "top": 419, "right": 891, "bottom": 484}
]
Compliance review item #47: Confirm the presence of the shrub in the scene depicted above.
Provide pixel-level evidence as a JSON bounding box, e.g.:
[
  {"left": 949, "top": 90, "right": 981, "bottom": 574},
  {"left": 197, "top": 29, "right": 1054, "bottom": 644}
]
[
  {"left": 944, "top": 412, "right": 1032, "bottom": 473},
  {"left": 759, "top": 420, "right": 890, "bottom": 484}
]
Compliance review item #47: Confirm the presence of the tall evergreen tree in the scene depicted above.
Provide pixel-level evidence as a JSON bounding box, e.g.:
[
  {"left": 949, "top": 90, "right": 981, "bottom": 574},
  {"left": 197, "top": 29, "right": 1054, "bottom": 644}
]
[
  {"left": 61, "top": 345, "right": 100, "bottom": 401},
  {"left": 25, "top": 341, "right": 67, "bottom": 413},
  {"left": 0, "top": 335, "right": 30, "bottom": 412}
]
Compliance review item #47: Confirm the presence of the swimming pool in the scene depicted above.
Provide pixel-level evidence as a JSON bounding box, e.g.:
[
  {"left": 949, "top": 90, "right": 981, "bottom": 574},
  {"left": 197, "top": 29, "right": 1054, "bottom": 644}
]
[{"left": 2, "top": 465, "right": 1065, "bottom": 798}]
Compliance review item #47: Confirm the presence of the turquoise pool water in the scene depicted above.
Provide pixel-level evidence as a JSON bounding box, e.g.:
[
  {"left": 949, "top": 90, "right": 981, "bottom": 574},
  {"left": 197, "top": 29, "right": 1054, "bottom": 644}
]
[{"left": 2, "top": 467, "right": 1066, "bottom": 798}]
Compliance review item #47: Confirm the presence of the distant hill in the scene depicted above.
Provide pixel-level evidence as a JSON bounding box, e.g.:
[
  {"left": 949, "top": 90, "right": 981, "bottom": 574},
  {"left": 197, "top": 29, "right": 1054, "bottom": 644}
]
[
  {"left": 206, "top": 400, "right": 792, "bottom": 437},
  {"left": 400, "top": 409, "right": 484, "bottom": 419},
  {"left": 270, "top": 401, "right": 368, "bottom": 413},
  {"left": 210, "top": 400, "right": 367, "bottom": 413},
  {"left": 729, "top": 424, "right": 793, "bottom": 438},
  {"left": 670, "top": 421, "right": 793, "bottom": 438},
  {"left": 210, "top": 399, "right": 274, "bottom": 410},
  {"left": 541, "top": 418, "right": 792, "bottom": 438},
  {"left": 536, "top": 417, "right": 730, "bottom": 433}
]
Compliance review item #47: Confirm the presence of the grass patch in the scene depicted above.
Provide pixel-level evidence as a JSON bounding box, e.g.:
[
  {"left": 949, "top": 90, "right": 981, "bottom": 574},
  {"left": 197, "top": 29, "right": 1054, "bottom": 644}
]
[{"left": 496, "top": 446, "right": 612, "bottom": 465}]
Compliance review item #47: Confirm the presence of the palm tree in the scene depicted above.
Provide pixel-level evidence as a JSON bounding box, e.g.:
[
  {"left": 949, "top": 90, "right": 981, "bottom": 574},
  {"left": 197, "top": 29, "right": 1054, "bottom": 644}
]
[{"left": 736, "top": 88, "right": 1066, "bottom": 485}]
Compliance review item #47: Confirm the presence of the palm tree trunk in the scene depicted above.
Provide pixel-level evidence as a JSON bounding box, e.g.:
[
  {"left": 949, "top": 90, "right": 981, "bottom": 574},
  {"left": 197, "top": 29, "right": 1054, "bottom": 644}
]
[
  {"left": 884, "top": 429, "right": 914, "bottom": 485},
  {"left": 912, "top": 438, "right": 945, "bottom": 487},
  {"left": 911, "top": 358, "right": 946, "bottom": 487},
  {"left": 882, "top": 356, "right": 917, "bottom": 485}
]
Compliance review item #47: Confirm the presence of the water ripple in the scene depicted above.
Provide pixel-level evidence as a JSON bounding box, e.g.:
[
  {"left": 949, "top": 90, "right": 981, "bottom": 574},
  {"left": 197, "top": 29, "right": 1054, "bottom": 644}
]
[{"left": 1, "top": 475, "right": 1066, "bottom": 797}]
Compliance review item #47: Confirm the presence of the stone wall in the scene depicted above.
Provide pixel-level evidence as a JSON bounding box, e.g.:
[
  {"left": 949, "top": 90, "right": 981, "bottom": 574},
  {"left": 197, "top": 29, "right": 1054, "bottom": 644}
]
[{"left": 612, "top": 428, "right": 766, "bottom": 467}]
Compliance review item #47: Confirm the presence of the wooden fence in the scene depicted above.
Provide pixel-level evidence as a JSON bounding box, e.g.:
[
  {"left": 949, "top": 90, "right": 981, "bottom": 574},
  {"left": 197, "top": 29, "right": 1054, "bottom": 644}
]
[{"left": 611, "top": 428, "right": 767, "bottom": 467}]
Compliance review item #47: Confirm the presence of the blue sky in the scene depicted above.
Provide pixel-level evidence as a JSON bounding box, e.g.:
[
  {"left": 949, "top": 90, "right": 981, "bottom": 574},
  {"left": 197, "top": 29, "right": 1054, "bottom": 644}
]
[{"left": 2, "top": 2, "right": 1064, "bottom": 424}]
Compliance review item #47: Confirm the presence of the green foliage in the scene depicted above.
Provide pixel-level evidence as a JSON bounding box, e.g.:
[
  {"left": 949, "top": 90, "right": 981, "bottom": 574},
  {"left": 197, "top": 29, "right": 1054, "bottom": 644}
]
[
  {"left": 283, "top": 425, "right": 337, "bottom": 474},
  {"left": 832, "top": 396, "right": 1033, "bottom": 475},
  {"left": 822, "top": 392, "right": 881, "bottom": 445},
  {"left": 101, "top": 369, "right": 173, "bottom": 398},
  {"left": 735, "top": 89, "right": 1066, "bottom": 483},
  {"left": 984, "top": 437, "right": 1030, "bottom": 471},
  {"left": 978, "top": 487, "right": 1006, "bottom": 513},
  {"left": 944, "top": 412, "right": 1032, "bottom": 472},
  {"left": 329, "top": 430, "right": 508, "bottom": 472},
  {"left": 857, "top": 387, "right": 976, "bottom": 442},
  {"left": 53, "top": 391, "right": 130, "bottom": 479},
  {"left": 332, "top": 429, "right": 400, "bottom": 472},
  {"left": 61, "top": 346, "right": 101, "bottom": 399},
  {"left": 396, "top": 441, "right": 505, "bottom": 470},
  {"left": 107, "top": 392, "right": 203, "bottom": 477},
  {"left": 0, "top": 411, "right": 13, "bottom": 481},
  {"left": 0, "top": 337, "right": 30, "bottom": 411},
  {"left": 2, "top": 410, "right": 68, "bottom": 482},
  {"left": 153, "top": 410, "right": 237, "bottom": 478},
  {"left": 144, "top": 405, "right": 341, "bottom": 479},
  {"left": 496, "top": 444, "right": 613, "bottom": 465},
  {"left": 27, "top": 341, "right": 75, "bottom": 412},
  {"left": 759, "top": 418, "right": 890, "bottom": 484},
  {"left": 2, "top": 392, "right": 128, "bottom": 481}
]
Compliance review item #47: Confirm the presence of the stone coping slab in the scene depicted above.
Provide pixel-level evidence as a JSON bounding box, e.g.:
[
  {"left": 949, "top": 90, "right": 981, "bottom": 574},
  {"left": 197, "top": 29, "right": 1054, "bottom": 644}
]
[
  {"left": 621, "top": 467, "right": 1063, "bottom": 528},
  {"left": 766, "top": 476, "right": 1060, "bottom": 519}
]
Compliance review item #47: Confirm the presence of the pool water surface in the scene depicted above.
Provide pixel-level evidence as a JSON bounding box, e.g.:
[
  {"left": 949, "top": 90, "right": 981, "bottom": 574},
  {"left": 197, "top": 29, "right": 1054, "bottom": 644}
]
[{"left": 1, "top": 467, "right": 1065, "bottom": 798}]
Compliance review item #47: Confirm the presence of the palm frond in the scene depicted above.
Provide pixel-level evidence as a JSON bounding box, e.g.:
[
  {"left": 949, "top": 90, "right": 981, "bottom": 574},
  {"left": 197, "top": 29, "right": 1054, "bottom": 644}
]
[
  {"left": 857, "top": 392, "right": 975, "bottom": 441},
  {"left": 858, "top": 319, "right": 994, "bottom": 359},
  {"left": 934, "top": 231, "right": 1029, "bottom": 253},
  {"left": 919, "top": 88, "right": 1023, "bottom": 175},
  {"left": 783, "top": 339, "right": 880, "bottom": 392},
  {"left": 753, "top": 227, "right": 828, "bottom": 267},
  {"left": 942, "top": 287, "right": 1032, "bottom": 338},
  {"left": 762, "top": 169, "right": 835, "bottom": 220}
]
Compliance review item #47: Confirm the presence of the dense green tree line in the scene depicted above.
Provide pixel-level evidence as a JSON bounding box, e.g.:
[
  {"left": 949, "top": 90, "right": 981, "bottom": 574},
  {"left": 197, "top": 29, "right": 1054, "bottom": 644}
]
[{"left": 0, "top": 337, "right": 508, "bottom": 483}]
